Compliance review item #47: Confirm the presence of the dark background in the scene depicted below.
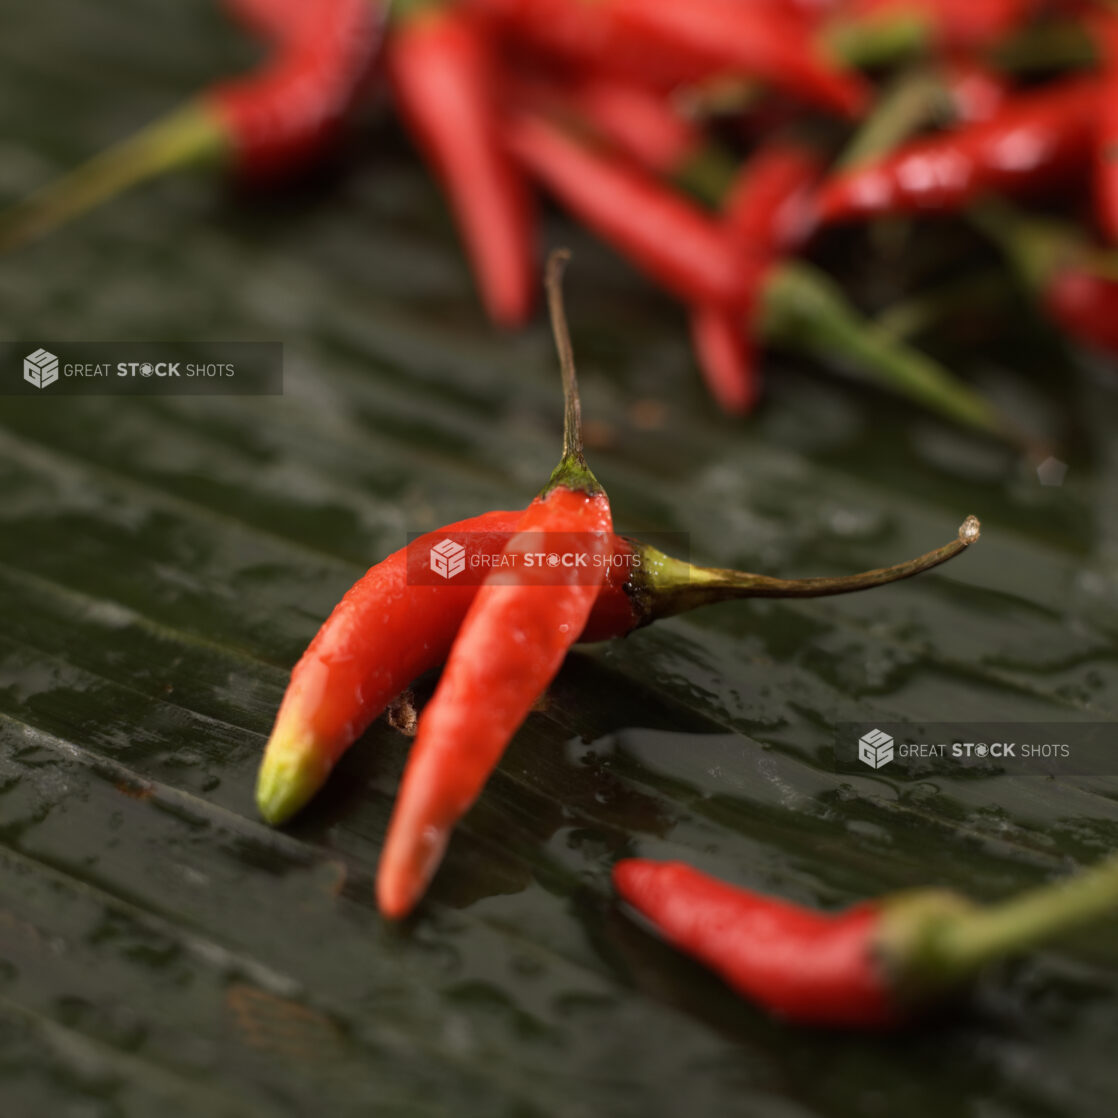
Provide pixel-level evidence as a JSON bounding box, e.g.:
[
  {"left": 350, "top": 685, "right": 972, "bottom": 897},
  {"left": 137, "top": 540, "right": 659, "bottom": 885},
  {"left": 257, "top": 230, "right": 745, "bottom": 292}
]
[{"left": 2, "top": 2, "right": 1118, "bottom": 1115}]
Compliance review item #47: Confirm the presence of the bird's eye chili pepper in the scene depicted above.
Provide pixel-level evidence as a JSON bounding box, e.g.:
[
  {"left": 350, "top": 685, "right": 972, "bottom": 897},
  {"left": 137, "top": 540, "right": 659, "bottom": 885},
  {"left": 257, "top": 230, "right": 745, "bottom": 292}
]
[
  {"left": 376, "top": 250, "right": 615, "bottom": 918},
  {"left": 0, "top": 0, "right": 382, "bottom": 252},
  {"left": 687, "top": 144, "right": 823, "bottom": 414},
  {"left": 817, "top": 77, "right": 1101, "bottom": 226},
  {"left": 388, "top": 1, "right": 537, "bottom": 326},
  {"left": 470, "top": 0, "right": 866, "bottom": 114},
  {"left": 505, "top": 112, "right": 1015, "bottom": 437},
  {"left": 505, "top": 69, "right": 702, "bottom": 176},
  {"left": 614, "top": 851, "right": 1118, "bottom": 1028},
  {"left": 259, "top": 499, "right": 979, "bottom": 824},
  {"left": 504, "top": 111, "right": 752, "bottom": 308}
]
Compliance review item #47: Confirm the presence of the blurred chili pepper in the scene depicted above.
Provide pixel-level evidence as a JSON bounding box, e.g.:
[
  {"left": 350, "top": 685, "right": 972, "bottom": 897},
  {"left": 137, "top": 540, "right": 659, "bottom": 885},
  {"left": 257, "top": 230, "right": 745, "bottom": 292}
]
[
  {"left": 615, "top": 851, "right": 1118, "bottom": 1028},
  {"left": 973, "top": 199, "right": 1118, "bottom": 357},
  {"left": 505, "top": 111, "right": 751, "bottom": 307},
  {"left": 388, "top": 2, "right": 537, "bottom": 326},
  {"left": 0, "top": 0, "right": 381, "bottom": 252},
  {"left": 471, "top": 0, "right": 866, "bottom": 115},
  {"left": 377, "top": 251, "right": 615, "bottom": 918},
  {"left": 258, "top": 500, "right": 979, "bottom": 825},
  {"left": 818, "top": 77, "right": 1100, "bottom": 224},
  {"left": 506, "top": 68, "right": 702, "bottom": 175}
]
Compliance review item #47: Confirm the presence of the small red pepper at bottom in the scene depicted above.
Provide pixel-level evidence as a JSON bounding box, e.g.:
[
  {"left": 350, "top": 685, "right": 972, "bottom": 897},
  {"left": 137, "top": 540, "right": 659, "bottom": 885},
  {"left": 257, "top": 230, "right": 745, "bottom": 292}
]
[{"left": 614, "top": 860, "right": 896, "bottom": 1027}]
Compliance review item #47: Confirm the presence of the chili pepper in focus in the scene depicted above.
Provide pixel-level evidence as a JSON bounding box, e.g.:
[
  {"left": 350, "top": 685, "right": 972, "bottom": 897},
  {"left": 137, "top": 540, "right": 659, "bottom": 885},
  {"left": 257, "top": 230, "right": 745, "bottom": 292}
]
[
  {"left": 388, "top": 3, "right": 537, "bottom": 326},
  {"left": 0, "top": 0, "right": 381, "bottom": 252},
  {"left": 258, "top": 498, "right": 980, "bottom": 824},
  {"left": 817, "top": 77, "right": 1101, "bottom": 225},
  {"left": 614, "top": 850, "right": 1118, "bottom": 1028},
  {"left": 377, "top": 250, "right": 614, "bottom": 918}
]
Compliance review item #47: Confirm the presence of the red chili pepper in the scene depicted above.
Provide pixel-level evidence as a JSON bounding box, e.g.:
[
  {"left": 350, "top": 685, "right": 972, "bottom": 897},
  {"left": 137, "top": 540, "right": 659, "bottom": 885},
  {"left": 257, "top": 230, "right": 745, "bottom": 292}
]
[
  {"left": 615, "top": 852, "right": 1118, "bottom": 1029},
  {"left": 1043, "top": 266, "right": 1118, "bottom": 355},
  {"left": 818, "top": 77, "right": 1101, "bottom": 224},
  {"left": 505, "top": 111, "right": 750, "bottom": 307},
  {"left": 690, "top": 144, "right": 821, "bottom": 413},
  {"left": 377, "top": 252, "right": 614, "bottom": 918},
  {"left": 471, "top": 0, "right": 865, "bottom": 115},
  {"left": 0, "top": 0, "right": 380, "bottom": 252},
  {"left": 688, "top": 302, "right": 759, "bottom": 415},
  {"left": 506, "top": 69, "right": 702, "bottom": 176},
  {"left": 1093, "top": 14, "right": 1118, "bottom": 242},
  {"left": 723, "top": 143, "right": 823, "bottom": 258},
  {"left": 222, "top": 0, "right": 315, "bottom": 42},
  {"left": 209, "top": 0, "right": 381, "bottom": 181},
  {"left": 258, "top": 506, "right": 977, "bottom": 824},
  {"left": 388, "top": 4, "right": 537, "bottom": 326},
  {"left": 606, "top": 0, "right": 868, "bottom": 117},
  {"left": 614, "top": 860, "right": 897, "bottom": 1026}
]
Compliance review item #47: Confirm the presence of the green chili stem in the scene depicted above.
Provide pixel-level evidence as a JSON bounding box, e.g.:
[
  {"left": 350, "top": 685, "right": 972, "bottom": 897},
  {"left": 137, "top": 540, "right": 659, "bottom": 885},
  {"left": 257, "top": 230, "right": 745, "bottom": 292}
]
[
  {"left": 542, "top": 248, "right": 604, "bottom": 496},
  {"left": 760, "top": 261, "right": 1013, "bottom": 440},
  {"left": 632, "top": 517, "right": 980, "bottom": 623},
  {"left": 824, "top": 13, "right": 931, "bottom": 68},
  {"left": 937, "top": 856, "right": 1118, "bottom": 977},
  {"left": 0, "top": 101, "right": 228, "bottom": 254},
  {"left": 836, "top": 67, "right": 948, "bottom": 170}
]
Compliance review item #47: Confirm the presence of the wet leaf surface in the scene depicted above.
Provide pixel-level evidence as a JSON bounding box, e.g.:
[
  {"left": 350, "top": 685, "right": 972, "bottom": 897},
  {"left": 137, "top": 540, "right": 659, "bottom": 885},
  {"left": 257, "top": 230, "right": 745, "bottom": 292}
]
[{"left": 2, "top": 2, "right": 1118, "bottom": 1115}]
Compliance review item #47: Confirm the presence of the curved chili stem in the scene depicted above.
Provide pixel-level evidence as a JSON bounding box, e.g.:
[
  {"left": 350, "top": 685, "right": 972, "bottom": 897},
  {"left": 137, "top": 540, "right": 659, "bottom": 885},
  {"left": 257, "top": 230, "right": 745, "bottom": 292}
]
[
  {"left": 628, "top": 516, "right": 980, "bottom": 623},
  {"left": 542, "top": 248, "right": 604, "bottom": 497},
  {"left": 880, "top": 853, "right": 1118, "bottom": 1004},
  {"left": 0, "top": 102, "right": 228, "bottom": 254}
]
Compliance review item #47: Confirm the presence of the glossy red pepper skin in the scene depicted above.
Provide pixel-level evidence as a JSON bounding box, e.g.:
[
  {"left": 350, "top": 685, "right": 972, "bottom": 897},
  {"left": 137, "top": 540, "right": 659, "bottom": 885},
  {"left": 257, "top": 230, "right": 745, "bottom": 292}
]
[
  {"left": 818, "top": 78, "right": 1101, "bottom": 224},
  {"left": 377, "top": 484, "right": 614, "bottom": 918},
  {"left": 388, "top": 7, "right": 536, "bottom": 326},
  {"left": 471, "top": 0, "right": 862, "bottom": 113},
  {"left": 941, "top": 59, "right": 1011, "bottom": 125},
  {"left": 607, "top": 0, "right": 867, "bottom": 117},
  {"left": 222, "top": 0, "right": 313, "bottom": 42},
  {"left": 505, "top": 111, "right": 750, "bottom": 307},
  {"left": 1044, "top": 267, "right": 1118, "bottom": 355},
  {"left": 614, "top": 860, "right": 897, "bottom": 1027},
  {"left": 207, "top": 0, "right": 380, "bottom": 180}
]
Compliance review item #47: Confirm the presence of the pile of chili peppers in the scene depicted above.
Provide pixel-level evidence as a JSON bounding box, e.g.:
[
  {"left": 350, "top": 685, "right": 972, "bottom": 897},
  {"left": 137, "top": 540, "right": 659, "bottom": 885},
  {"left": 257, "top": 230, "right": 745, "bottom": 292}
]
[
  {"left": 4, "top": 0, "right": 1118, "bottom": 443},
  {"left": 14, "top": 0, "right": 1118, "bottom": 1031}
]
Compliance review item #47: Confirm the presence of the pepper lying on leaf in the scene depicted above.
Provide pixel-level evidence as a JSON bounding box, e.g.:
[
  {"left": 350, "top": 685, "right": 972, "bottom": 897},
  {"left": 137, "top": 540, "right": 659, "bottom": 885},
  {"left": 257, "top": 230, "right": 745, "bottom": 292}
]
[
  {"left": 614, "top": 854, "right": 1118, "bottom": 1028},
  {"left": 256, "top": 250, "right": 982, "bottom": 918}
]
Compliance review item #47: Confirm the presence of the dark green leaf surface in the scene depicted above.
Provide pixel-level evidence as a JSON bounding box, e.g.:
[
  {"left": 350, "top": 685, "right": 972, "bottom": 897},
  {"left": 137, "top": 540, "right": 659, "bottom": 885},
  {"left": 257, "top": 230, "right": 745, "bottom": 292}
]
[{"left": 3, "top": 3, "right": 1118, "bottom": 1115}]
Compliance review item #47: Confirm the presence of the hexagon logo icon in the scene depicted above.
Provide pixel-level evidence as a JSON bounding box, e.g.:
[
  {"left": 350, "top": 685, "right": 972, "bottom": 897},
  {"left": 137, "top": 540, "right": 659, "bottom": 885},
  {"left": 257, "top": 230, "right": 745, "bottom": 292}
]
[
  {"left": 858, "top": 728, "right": 894, "bottom": 769},
  {"left": 429, "top": 537, "right": 466, "bottom": 580},
  {"left": 24, "top": 348, "right": 59, "bottom": 389}
]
